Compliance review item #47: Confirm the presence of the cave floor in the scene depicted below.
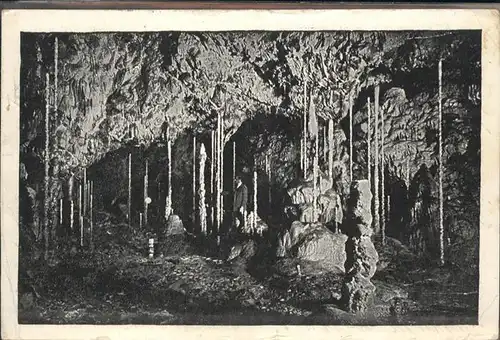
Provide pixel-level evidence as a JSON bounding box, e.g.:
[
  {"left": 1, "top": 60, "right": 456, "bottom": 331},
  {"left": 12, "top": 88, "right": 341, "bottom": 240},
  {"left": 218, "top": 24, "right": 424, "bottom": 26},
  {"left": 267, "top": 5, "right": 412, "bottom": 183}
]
[
  {"left": 19, "top": 250, "right": 478, "bottom": 325},
  {"left": 19, "top": 218, "right": 478, "bottom": 325}
]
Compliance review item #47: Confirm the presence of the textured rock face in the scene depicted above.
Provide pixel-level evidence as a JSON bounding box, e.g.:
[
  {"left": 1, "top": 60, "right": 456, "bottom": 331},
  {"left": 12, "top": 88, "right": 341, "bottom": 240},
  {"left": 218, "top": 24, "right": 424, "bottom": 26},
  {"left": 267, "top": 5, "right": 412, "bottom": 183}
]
[
  {"left": 287, "top": 174, "right": 342, "bottom": 225},
  {"left": 341, "top": 180, "right": 378, "bottom": 313},
  {"left": 290, "top": 221, "right": 308, "bottom": 246},
  {"left": 344, "top": 237, "right": 379, "bottom": 279},
  {"left": 276, "top": 229, "right": 292, "bottom": 258},
  {"left": 290, "top": 223, "right": 347, "bottom": 274},
  {"left": 227, "top": 239, "right": 256, "bottom": 262},
  {"left": 287, "top": 172, "right": 333, "bottom": 205},
  {"left": 165, "top": 215, "right": 184, "bottom": 236}
]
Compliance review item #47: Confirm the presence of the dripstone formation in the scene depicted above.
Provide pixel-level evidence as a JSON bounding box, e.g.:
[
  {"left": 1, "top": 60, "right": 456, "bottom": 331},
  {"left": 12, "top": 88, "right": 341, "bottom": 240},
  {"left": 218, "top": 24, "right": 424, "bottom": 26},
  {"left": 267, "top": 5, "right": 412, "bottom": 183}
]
[{"left": 341, "top": 180, "right": 379, "bottom": 313}]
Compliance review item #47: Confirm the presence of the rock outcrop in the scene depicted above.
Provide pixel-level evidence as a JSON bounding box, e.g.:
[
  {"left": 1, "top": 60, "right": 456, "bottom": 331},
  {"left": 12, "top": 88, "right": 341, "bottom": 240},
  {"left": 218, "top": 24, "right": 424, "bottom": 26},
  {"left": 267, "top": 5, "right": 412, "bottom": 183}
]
[
  {"left": 287, "top": 173, "right": 343, "bottom": 226},
  {"left": 294, "top": 223, "right": 347, "bottom": 274},
  {"left": 276, "top": 221, "right": 347, "bottom": 274},
  {"left": 165, "top": 215, "right": 184, "bottom": 236},
  {"left": 227, "top": 239, "right": 257, "bottom": 262},
  {"left": 341, "top": 180, "right": 379, "bottom": 313}
]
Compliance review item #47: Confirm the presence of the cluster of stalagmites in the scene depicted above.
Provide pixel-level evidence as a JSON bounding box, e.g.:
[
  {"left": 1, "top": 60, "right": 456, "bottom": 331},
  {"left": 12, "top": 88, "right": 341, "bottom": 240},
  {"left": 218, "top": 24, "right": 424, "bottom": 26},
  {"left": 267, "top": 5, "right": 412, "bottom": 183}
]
[{"left": 341, "top": 180, "right": 379, "bottom": 313}]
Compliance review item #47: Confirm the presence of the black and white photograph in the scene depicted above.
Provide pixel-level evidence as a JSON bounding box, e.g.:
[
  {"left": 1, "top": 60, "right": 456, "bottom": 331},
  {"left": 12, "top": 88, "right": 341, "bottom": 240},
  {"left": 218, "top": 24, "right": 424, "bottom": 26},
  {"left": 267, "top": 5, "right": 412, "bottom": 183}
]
[{"left": 2, "top": 8, "right": 499, "bottom": 340}]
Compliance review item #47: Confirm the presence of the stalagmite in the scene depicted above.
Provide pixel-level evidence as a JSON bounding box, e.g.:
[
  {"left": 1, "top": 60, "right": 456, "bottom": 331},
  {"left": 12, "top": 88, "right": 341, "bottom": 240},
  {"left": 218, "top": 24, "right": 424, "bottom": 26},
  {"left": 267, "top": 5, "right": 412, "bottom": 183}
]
[
  {"left": 349, "top": 95, "right": 353, "bottom": 183},
  {"left": 144, "top": 159, "right": 149, "bottom": 226},
  {"left": 192, "top": 135, "right": 196, "bottom": 226},
  {"left": 438, "top": 59, "right": 444, "bottom": 266},
  {"left": 79, "top": 183, "right": 83, "bottom": 247},
  {"left": 128, "top": 153, "right": 132, "bottom": 228},
  {"left": 199, "top": 143, "right": 207, "bottom": 235},
  {"left": 373, "top": 85, "right": 380, "bottom": 234},
  {"left": 367, "top": 97, "right": 371, "bottom": 187},
  {"left": 140, "top": 213, "right": 143, "bottom": 229},
  {"left": 328, "top": 119, "right": 334, "bottom": 182},
  {"left": 341, "top": 180, "right": 379, "bottom": 313},
  {"left": 44, "top": 72, "right": 50, "bottom": 260}
]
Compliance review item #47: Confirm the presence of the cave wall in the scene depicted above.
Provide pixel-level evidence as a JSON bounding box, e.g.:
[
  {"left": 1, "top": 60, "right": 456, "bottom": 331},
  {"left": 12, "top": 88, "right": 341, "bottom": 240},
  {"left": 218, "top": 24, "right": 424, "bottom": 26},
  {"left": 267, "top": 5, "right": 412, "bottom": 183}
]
[{"left": 20, "top": 31, "right": 481, "bottom": 270}]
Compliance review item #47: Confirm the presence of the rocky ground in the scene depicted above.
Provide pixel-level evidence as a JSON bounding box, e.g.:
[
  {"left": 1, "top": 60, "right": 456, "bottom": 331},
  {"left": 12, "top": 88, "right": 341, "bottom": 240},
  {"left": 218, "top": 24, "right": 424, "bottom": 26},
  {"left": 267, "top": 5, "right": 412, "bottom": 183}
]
[{"left": 18, "top": 216, "right": 478, "bottom": 325}]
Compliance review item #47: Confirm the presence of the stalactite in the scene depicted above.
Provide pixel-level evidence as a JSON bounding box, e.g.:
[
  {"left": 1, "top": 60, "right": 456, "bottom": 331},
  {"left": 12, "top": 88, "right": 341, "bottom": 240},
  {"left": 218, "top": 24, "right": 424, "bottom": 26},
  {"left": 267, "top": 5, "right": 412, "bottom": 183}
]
[
  {"left": 128, "top": 153, "right": 132, "bottom": 228},
  {"left": 328, "top": 119, "right": 334, "bottom": 183},
  {"left": 253, "top": 170, "right": 258, "bottom": 231},
  {"left": 70, "top": 199, "right": 74, "bottom": 232},
  {"left": 68, "top": 173, "right": 74, "bottom": 233},
  {"left": 302, "top": 67, "right": 307, "bottom": 178},
  {"left": 349, "top": 94, "right": 353, "bottom": 183},
  {"left": 54, "top": 36, "right": 58, "bottom": 121},
  {"left": 406, "top": 158, "right": 410, "bottom": 189},
  {"left": 44, "top": 72, "right": 50, "bottom": 260},
  {"left": 83, "top": 168, "right": 87, "bottom": 216},
  {"left": 313, "top": 152, "right": 318, "bottom": 220},
  {"left": 90, "top": 180, "right": 93, "bottom": 248},
  {"left": 199, "top": 143, "right": 207, "bottom": 235},
  {"left": 373, "top": 85, "right": 380, "bottom": 234},
  {"left": 438, "top": 59, "right": 444, "bottom": 266},
  {"left": 303, "top": 63, "right": 308, "bottom": 178},
  {"left": 233, "top": 141, "right": 236, "bottom": 193},
  {"left": 265, "top": 154, "right": 271, "bottom": 208},
  {"left": 300, "top": 137, "right": 304, "bottom": 176},
  {"left": 144, "top": 159, "right": 149, "bottom": 226},
  {"left": 215, "top": 111, "right": 221, "bottom": 245},
  {"left": 323, "top": 124, "right": 328, "bottom": 161},
  {"left": 308, "top": 92, "right": 319, "bottom": 221},
  {"left": 165, "top": 139, "right": 173, "bottom": 220},
  {"left": 79, "top": 183, "right": 83, "bottom": 247},
  {"left": 192, "top": 135, "right": 197, "bottom": 227},
  {"left": 210, "top": 130, "right": 215, "bottom": 232},
  {"left": 387, "top": 194, "right": 391, "bottom": 226},
  {"left": 59, "top": 198, "right": 63, "bottom": 226},
  {"left": 367, "top": 97, "right": 371, "bottom": 187},
  {"left": 381, "top": 98, "right": 386, "bottom": 246},
  {"left": 220, "top": 118, "right": 224, "bottom": 244}
]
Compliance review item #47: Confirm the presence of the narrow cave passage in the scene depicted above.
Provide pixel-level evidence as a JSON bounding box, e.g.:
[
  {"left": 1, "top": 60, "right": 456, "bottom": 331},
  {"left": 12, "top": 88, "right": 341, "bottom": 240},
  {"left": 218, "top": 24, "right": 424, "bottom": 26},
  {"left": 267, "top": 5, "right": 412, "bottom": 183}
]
[{"left": 226, "top": 112, "right": 302, "bottom": 230}]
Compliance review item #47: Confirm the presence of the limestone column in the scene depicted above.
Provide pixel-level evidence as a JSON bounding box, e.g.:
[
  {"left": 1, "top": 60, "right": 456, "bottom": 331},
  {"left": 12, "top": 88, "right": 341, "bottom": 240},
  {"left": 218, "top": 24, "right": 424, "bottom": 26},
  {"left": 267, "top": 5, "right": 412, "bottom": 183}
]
[{"left": 341, "top": 180, "right": 379, "bottom": 313}]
